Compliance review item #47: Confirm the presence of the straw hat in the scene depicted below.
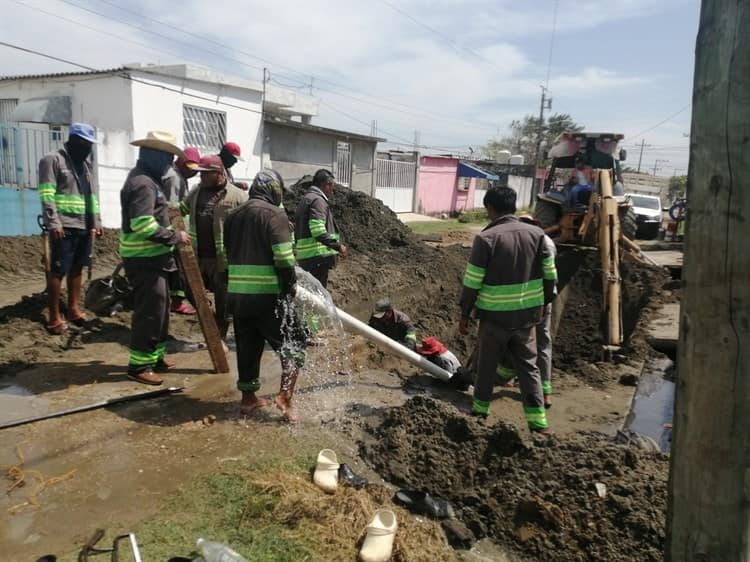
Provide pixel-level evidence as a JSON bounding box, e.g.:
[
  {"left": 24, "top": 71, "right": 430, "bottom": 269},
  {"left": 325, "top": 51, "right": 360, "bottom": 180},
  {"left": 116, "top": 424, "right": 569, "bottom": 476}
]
[{"left": 130, "top": 131, "right": 186, "bottom": 159}]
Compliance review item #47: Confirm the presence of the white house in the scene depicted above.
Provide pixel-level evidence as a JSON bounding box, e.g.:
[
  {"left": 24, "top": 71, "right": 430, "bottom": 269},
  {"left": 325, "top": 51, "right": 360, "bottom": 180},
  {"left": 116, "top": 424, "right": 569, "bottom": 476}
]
[{"left": 0, "top": 63, "right": 319, "bottom": 228}]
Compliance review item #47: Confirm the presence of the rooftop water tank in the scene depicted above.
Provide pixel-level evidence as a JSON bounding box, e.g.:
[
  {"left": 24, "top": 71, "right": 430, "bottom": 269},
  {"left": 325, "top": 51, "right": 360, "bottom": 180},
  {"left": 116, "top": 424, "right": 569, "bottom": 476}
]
[
  {"left": 509, "top": 154, "right": 525, "bottom": 165},
  {"left": 495, "top": 150, "right": 511, "bottom": 164}
]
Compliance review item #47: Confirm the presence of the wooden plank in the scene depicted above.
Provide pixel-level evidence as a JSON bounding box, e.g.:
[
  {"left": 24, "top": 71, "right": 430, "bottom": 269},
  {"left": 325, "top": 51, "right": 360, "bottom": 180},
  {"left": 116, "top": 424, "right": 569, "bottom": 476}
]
[
  {"left": 169, "top": 208, "right": 230, "bottom": 374},
  {"left": 642, "top": 250, "right": 683, "bottom": 268},
  {"left": 646, "top": 303, "right": 680, "bottom": 349},
  {"left": 667, "top": 2, "right": 750, "bottom": 559}
]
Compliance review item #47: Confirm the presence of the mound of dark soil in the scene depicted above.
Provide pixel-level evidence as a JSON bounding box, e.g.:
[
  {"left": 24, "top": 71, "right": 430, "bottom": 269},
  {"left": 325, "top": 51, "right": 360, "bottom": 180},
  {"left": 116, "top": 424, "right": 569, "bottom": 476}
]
[
  {"left": 361, "top": 396, "right": 668, "bottom": 561},
  {"left": 285, "top": 177, "right": 416, "bottom": 255},
  {"left": 0, "top": 229, "right": 121, "bottom": 278}
]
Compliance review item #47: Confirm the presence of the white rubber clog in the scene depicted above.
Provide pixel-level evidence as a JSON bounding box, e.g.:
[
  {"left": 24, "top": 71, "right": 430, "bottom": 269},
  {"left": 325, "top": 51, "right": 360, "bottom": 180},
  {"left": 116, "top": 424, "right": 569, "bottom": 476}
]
[
  {"left": 313, "top": 449, "right": 340, "bottom": 493},
  {"left": 359, "top": 509, "right": 398, "bottom": 562}
]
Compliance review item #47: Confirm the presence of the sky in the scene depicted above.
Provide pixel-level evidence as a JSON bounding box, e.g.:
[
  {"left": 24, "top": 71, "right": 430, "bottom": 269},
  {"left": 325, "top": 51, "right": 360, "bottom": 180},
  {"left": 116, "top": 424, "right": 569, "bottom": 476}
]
[{"left": 0, "top": 0, "right": 700, "bottom": 176}]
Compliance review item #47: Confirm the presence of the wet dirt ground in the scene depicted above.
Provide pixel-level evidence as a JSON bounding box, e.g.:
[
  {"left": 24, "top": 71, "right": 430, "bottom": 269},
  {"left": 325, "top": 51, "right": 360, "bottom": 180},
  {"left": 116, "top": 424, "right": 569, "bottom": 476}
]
[
  {"left": 0, "top": 319, "right": 638, "bottom": 560},
  {"left": 0, "top": 190, "right": 677, "bottom": 560}
]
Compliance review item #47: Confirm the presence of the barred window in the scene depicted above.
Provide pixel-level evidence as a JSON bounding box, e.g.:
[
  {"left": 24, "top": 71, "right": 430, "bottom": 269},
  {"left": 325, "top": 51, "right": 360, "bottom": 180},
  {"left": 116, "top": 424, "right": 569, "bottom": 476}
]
[{"left": 182, "top": 104, "right": 226, "bottom": 153}]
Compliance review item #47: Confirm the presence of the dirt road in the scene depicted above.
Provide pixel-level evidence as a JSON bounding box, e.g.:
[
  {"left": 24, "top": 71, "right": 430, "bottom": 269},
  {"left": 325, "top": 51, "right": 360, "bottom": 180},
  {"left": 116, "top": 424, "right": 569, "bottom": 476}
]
[{"left": 0, "top": 186, "right": 678, "bottom": 560}]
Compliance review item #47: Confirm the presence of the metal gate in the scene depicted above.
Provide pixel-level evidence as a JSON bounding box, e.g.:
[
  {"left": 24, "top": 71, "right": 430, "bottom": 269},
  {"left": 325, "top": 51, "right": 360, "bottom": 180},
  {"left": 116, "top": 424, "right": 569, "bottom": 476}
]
[
  {"left": 335, "top": 141, "right": 352, "bottom": 187},
  {"left": 375, "top": 158, "right": 416, "bottom": 213},
  {"left": 0, "top": 123, "right": 67, "bottom": 188}
]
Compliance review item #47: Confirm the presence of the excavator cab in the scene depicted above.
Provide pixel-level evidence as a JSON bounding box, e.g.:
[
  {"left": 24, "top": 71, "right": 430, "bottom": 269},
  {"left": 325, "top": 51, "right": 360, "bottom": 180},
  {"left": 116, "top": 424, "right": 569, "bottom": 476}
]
[{"left": 535, "top": 132, "right": 635, "bottom": 243}]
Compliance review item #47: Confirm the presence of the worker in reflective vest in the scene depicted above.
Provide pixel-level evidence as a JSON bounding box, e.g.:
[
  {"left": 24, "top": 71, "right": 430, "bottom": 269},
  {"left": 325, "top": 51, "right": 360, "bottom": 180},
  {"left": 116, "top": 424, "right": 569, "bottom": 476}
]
[
  {"left": 224, "top": 170, "right": 306, "bottom": 423},
  {"left": 294, "top": 169, "right": 347, "bottom": 288},
  {"left": 459, "top": 187, "right": 557, "bottom": 433}
]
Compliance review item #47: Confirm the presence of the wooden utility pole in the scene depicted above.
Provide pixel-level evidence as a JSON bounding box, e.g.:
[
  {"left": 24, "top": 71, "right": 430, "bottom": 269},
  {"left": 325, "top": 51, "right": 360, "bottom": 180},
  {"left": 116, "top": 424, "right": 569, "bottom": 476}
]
[{"left": 666, "top": 1, "right": 750, "bottom": 560}]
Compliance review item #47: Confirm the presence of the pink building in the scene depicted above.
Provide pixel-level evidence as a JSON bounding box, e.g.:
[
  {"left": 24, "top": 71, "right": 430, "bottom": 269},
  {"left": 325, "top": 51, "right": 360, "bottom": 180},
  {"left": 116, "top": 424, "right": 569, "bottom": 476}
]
[{"left": 416, "top": 156, "right": 498, "bottom": 215}]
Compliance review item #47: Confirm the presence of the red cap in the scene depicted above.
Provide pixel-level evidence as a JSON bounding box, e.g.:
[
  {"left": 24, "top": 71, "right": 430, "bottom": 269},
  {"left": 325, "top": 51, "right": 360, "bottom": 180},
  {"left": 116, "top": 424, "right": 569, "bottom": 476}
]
[
  {"left": 197, "top": 155, "right": 225, "bottom": 172},
  {"left": 182, "top": 147, "right": 200, "bottom": 163},
  {"left": 417, "top": 336, "right": 447, "bottom": 356},
  {"left": 223, "top": 142, "right": 243, "bottom": 161},
  {"left": 179, "top": 147, "right": 201, "bottom": 170}
]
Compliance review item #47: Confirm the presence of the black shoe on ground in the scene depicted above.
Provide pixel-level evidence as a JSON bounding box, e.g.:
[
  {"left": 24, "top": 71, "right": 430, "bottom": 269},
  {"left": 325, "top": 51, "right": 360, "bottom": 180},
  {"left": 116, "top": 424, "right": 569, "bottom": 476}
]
[
  {"left": 394, "top": 489, "right": 455, "bottom": 519},
  {"left": 338, "top": 463, "right": 368, "bottom": 489}
]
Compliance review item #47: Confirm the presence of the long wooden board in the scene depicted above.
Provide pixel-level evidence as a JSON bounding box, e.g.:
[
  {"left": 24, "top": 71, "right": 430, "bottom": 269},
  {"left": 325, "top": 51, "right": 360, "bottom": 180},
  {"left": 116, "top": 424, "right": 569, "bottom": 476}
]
[{"left": 169, "top": 208, "right": 230, "bottom": 374}]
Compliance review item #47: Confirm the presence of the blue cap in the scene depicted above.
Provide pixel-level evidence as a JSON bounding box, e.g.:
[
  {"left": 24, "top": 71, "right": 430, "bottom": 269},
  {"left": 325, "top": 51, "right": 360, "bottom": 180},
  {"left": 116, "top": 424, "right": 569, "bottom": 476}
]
[{"left": 68, "top": 122, "right": 97, "bottom": 144}]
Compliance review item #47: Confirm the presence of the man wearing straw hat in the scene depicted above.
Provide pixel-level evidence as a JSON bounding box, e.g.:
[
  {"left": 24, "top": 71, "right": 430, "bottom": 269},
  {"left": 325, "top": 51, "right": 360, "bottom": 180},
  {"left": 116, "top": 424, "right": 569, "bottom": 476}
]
[{"left": 120, "top": 131, "right": 190, "bottom": 385}]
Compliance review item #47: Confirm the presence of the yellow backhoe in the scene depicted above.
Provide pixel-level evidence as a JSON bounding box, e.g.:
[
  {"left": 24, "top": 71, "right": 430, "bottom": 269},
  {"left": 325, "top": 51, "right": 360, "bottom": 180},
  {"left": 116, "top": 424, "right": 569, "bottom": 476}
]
[{"left": 534, "top": 132, "right": 655, "bottom": 357}]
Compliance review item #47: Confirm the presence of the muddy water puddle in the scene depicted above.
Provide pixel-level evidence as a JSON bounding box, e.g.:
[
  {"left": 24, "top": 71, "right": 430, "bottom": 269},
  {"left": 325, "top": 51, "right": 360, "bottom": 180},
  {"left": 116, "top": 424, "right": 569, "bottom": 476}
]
[
  {"left": 0, "top": 382, "right": 49, "bottom": 425},
  {"left": 625, "top": 357, "right": 675, "bottom": 451}
]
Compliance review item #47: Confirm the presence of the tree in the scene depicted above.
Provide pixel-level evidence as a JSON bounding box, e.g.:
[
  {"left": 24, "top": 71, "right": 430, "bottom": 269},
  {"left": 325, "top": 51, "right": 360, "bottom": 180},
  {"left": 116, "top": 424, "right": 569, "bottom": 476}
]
[
  {"left": 481, "top": 113, "right": 584, "bottom": 164},
  {"left": 668, "top": 174, "right": 687, "bottom": 200}
]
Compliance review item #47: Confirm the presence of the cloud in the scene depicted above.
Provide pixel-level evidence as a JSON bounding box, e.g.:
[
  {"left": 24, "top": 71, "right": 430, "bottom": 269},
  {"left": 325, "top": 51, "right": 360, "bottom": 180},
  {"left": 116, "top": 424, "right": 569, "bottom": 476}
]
[{"left": 0, "top": 0, "right": 690, "bottom": 154}]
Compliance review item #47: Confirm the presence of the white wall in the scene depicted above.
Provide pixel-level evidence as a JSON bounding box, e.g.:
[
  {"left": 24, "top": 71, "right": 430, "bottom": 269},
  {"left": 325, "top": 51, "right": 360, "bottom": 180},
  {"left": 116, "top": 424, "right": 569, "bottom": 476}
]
[
  {"left": 1, "top": 71, "right": 265, "bottom": 227},
  {"left": 129, "top": 72, "right": 263, "bottom": 184},
  {"left": 508, "top": 175, "right": 534, "bottom": 209}
]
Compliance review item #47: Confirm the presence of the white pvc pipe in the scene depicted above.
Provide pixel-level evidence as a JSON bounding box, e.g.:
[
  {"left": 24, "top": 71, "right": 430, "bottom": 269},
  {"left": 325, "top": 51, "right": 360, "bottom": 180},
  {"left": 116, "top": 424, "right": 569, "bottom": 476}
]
[{"left": 295, "top": 286, "right": 454, "bottom": 382}]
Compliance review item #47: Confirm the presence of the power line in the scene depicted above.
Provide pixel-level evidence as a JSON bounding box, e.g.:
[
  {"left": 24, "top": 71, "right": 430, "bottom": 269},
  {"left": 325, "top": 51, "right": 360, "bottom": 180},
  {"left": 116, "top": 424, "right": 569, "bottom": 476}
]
[
  {"left": 319, "top": 101, "right": 474, "bottom": 152},
  {"left": 628, "top": 104, "right": 692, "bottom": 139},
  {"left": 374, "top": 0, "right": 492, "bottom": 65},
  {"left": 9, "top": 0, "right": 249, "bottom": 76},
  {"left": 87, "top": 0, "right": 500, "bottom": 131},
  {"left": 8, "top": 0, "right": 509, "bottom": 139},
  {"left": 0, "top": 40, "right": 263, "bottom": 115},
  {"left": 373, "top": 0, "right": 539, "bottom": 88},
  {"left": 545, "top": 0, "right": 560, "bottom": 89}
]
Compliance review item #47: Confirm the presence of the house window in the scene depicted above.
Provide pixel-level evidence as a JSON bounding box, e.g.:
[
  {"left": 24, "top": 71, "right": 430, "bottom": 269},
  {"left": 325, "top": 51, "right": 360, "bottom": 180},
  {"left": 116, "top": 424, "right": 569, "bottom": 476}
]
[
  {"left": 457, "top": 177, "right": 471, "bottom": 191},
  {"left": 50, "top": 126, "right": 64, "bottom": 141},
  {"left": 183, "top": 104, "right": 226, "bottom": 153},
  {"left": 336, "top": 141, "right": 352, "bottom": 187}
]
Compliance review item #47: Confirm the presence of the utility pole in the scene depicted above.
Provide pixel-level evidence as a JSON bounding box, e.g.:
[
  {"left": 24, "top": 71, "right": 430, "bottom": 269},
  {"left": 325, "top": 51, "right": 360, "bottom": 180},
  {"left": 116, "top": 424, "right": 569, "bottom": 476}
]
[
  {"left": 666, "top": 1, "right": 750, "bottom": 560},
  {"left": 652, "top": 158, "right": 669, "bottom": 175},
  {"left": 533, "top": 85, "right": 552, "bottom": 206},
  {"left": 636, "top": 138, "right": 651, "bottom": 173},
  {"left": 260, "top": 67, "right": 268, "bottom": 169},
  {"left": 309, "top": 76, "right": 314, "bottom": 96},
  {"left": 371, "top": 120, "right": 378, "bottom": 137},
  {"left": 413, "top": 130, "right": 420, "bottom": 151}
]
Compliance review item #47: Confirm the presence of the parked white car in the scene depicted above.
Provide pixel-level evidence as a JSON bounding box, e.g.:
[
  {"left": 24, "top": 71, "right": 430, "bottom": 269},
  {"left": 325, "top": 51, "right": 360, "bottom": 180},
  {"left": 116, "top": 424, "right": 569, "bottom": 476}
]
[{"left": 625, "top": 193, "right": 662, "bottom": 239}]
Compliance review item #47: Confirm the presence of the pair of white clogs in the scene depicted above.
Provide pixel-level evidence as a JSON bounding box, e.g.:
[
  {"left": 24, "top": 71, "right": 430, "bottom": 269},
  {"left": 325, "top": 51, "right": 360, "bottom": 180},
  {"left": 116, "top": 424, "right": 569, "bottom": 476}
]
[{"left": 313, "top": 449, "right": 398, "bottom": 562}]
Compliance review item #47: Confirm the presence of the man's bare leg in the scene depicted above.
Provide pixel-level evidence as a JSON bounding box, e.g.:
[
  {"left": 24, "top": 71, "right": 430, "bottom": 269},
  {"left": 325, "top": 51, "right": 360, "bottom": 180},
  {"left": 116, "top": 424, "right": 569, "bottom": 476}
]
[
  {"left": 275, "top": 365, "right": 300, "bottom": 423},
  {"left": 240, "top": 391, "right": 270, "bottom": 414},
  {"left": 66, "top": 265, "right": 84, "bottom": 320},
  {"left": 47, "top": 273, "right": 64, "bottom": 327}
]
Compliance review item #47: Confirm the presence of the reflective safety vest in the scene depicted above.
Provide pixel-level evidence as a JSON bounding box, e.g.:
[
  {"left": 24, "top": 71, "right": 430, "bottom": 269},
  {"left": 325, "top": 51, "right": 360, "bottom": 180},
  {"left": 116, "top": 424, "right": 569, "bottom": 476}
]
[
  {"left": 38, "top": 148, "right": 101, "bottom": 231},
  {"left": 119, "top": 166, "right": 179, "bottom": 261},
  {"left": 459, "top": 215, "right": 557, "bottom": 330},
  {"left": 224, "top": 199, "right": 296, "bottom": 296},
  {"left": 294, "top": 188, "right": 341, "bottom": 263}
]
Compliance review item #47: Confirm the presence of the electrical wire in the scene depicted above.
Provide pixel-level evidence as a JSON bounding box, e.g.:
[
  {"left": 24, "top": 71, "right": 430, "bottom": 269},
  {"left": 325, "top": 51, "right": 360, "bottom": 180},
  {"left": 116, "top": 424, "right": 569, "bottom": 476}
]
[
  {"left": 88, "top": 0, "right": 500, "bottom": 131},
  {"left": 545, "top": 0, "right": 559, "bottom": 89},
  {"left": 0, "top": 40, "right": 263, "bottom": 115},
  {"left": 628, "top": 104, "right": 691, "bottom": 139}
]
